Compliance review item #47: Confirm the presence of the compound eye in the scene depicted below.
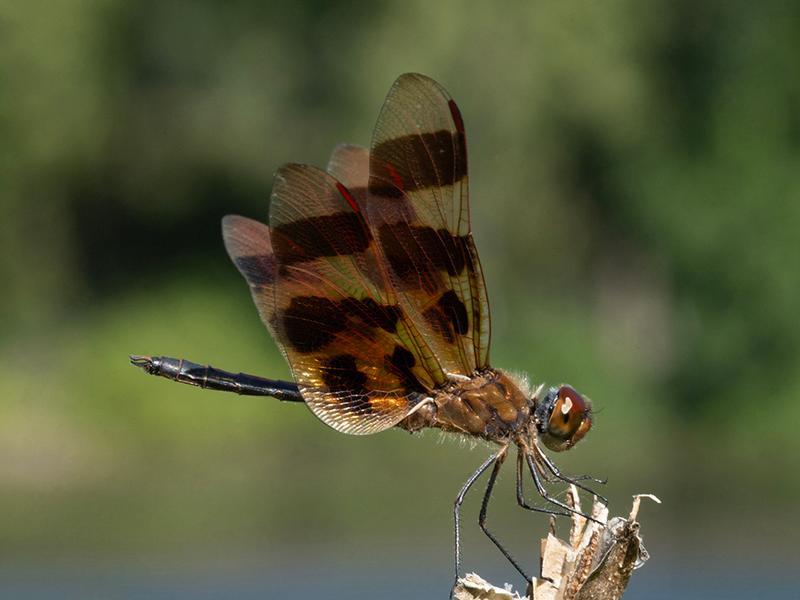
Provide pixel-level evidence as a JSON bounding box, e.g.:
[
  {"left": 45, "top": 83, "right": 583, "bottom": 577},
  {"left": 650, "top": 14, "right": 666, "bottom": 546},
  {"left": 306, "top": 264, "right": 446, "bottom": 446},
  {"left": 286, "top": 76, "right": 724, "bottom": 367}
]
[{"left": 545, "top": 385, "right": 592, "bottom": 450}]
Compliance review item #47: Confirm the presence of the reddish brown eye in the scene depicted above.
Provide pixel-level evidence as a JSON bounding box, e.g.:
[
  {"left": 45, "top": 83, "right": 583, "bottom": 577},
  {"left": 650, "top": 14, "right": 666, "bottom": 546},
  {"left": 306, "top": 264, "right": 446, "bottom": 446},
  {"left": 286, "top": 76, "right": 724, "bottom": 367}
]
[{"left": 541, "top": 385, "right": 593, "bottom": 452}]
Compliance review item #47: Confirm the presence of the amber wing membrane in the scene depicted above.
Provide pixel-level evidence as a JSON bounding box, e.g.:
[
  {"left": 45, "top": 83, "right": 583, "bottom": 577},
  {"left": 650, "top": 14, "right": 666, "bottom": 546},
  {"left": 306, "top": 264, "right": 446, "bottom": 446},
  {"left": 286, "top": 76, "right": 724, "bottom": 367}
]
[
  {"left": 267, "top": 163, "right": 443, "bottom": 434},
  {"left": 222, "top": 144, "right": 374, "bottom": 353},
  {"left": 222, "top": 148, "right": 439, "bottom": 435},
  {"left": 222, "top": 74, "right": 491, "bottom": 434},
  {"left": 366, "top": 73, "right": 491, "bottom": 377}
]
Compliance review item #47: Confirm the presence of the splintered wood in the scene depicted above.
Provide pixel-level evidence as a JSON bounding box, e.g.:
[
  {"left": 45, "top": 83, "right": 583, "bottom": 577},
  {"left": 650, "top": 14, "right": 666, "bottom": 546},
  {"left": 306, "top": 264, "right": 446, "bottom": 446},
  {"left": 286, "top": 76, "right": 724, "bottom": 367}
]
[
  {"left": 452, "top": 573, "right": 523, "bottom": 600},
  {"left": 453, "top": 489, "right": 659, "bottom": 600}
]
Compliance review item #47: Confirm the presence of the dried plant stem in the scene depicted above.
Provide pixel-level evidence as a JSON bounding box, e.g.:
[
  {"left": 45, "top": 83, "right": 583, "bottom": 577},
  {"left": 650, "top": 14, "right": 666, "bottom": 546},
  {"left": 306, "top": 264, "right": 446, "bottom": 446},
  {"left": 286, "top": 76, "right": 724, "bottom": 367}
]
[{"left": 452, "top": 489, "right": 659, "bottom": 600}]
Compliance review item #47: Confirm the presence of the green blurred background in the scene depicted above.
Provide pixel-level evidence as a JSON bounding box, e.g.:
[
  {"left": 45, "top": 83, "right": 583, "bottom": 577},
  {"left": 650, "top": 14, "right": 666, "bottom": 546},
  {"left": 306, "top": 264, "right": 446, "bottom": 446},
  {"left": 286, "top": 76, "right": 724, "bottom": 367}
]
[{"left": 2, "top": 1, "right": 798, "bottom": 597}]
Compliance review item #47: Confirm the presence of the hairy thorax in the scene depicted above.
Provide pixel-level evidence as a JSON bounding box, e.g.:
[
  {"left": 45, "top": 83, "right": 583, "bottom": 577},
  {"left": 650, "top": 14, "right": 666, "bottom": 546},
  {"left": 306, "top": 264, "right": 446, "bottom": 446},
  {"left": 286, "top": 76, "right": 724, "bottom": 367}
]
[{"left": 398, "top": 369, "right": 531, "bottom": 442}]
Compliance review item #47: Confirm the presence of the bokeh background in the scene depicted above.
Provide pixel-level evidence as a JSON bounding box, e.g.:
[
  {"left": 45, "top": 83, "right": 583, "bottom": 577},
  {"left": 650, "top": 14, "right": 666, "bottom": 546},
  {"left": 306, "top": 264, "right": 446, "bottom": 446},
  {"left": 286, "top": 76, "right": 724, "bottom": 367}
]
[{"left": 2, "top": 1, "right": 799, "bottom": 598}]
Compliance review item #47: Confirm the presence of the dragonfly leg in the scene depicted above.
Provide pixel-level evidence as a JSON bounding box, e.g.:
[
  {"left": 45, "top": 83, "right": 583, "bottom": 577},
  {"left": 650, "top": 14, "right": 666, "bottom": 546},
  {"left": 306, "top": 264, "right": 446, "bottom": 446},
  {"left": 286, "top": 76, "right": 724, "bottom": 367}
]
[
  {"left": 478, "top": 448, "right": 530, "bottom": 582},
  {"left": 525, "top": 450, "right": 603, "bottom": 525},
  {"left": 536, "top": 449, "right": 608, "bottom": 505},
  {"left": 452, "top": 447, "right": 506, "bottom": 592},
  {"left": 515, "top": 448, "right": 570, "bottom": 518}
]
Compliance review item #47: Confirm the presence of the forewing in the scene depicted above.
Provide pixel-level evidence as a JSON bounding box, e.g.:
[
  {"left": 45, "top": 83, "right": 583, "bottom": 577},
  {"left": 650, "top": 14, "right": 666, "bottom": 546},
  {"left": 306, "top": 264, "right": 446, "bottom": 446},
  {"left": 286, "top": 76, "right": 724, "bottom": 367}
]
[
  {"left": 268, "top": 163, "right": 441, "bottom": 435},
  {"left": 367, "top": 73, "right": 491, "bottom": 375}
]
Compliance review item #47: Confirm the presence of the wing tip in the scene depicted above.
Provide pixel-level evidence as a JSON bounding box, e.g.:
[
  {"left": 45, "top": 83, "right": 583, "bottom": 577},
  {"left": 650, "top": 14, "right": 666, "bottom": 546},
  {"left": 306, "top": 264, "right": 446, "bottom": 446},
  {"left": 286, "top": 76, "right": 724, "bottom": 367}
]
[
  {"left": 221, "top": 213, "right": 244, "bottom": 231},
  {"left": 391, "top": 72, "right": 452, "bottom": 98}
]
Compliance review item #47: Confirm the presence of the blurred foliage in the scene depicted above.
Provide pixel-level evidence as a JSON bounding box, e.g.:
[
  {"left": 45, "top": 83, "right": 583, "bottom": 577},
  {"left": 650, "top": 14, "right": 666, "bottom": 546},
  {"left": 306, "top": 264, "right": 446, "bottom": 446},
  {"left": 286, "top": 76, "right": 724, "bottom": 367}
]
[{"left": 1, "top": 0, "right": 798, "bottom": 577}]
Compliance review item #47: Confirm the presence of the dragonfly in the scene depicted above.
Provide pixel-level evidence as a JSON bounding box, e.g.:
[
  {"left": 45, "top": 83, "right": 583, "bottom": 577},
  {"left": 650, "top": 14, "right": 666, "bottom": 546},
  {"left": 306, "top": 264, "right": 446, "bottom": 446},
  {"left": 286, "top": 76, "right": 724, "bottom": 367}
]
[{"left": 131, "top": 73, "right": 605, "bottom": 589}]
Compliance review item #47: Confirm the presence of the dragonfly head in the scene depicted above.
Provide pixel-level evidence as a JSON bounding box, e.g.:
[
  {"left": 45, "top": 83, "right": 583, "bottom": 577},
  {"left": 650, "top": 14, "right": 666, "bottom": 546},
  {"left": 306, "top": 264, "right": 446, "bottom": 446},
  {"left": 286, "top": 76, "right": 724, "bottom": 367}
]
[{"left": 534, "top": 384, "right": 592, "bottom": 452}]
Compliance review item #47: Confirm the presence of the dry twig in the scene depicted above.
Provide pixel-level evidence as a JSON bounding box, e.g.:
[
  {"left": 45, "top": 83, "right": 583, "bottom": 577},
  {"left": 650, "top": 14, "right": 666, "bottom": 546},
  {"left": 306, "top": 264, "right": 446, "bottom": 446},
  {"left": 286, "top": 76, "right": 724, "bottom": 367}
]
[{"left": 453, "top": 489, "right": 659, "bottom": 600}]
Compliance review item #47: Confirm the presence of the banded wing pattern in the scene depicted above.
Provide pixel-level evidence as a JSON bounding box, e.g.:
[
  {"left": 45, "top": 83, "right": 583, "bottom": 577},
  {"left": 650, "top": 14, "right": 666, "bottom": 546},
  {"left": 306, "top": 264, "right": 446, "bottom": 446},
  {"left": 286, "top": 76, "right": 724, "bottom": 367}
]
[
  {"left": 367, "top": 73, "right": 491, "bottom": 378},
  {"left": 223, "top": 150, "right": 429, "bottom": 434},
  {"left": 223, "top": 73, "right": 491, "bottom": 435},
  {"left": 223, "top": 142, "right": 371, "bottom": 333},
  {"left": 267, "top": 163, "right": 440, "bottom": 434}
]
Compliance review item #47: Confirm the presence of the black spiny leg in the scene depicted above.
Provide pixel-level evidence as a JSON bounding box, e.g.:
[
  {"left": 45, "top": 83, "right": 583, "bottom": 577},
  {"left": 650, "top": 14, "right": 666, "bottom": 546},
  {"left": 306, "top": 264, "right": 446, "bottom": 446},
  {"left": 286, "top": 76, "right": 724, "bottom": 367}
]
[
  {"left": 477, "top": 448, "right": 530, "bottom": 582},
  {"left": 536, "top": 449, "right": 608, "bottom": 505},
  {"left": 453, "top": 449, "right": 504, "bottom": 592},
  {"left": 515, "top": 449, "right": 570, "bottom": 518},
  {"left": 525, "top": 451, "right": 602, "bottom": 525}
]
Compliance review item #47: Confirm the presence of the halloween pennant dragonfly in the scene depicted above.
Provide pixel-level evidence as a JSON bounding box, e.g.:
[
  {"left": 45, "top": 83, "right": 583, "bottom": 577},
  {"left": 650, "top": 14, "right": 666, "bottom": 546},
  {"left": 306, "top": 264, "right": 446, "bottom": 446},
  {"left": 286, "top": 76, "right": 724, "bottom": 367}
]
[{"left": 131, "top": 73, "right": 604, "bottom": 589}]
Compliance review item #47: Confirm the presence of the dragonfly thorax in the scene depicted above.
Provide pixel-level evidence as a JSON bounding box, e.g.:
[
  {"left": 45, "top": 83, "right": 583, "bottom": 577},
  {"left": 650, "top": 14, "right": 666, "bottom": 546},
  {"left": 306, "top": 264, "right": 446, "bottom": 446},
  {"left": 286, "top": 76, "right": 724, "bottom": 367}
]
[{"left": 402, "top": 369, "right": 530, "bottom": 442}]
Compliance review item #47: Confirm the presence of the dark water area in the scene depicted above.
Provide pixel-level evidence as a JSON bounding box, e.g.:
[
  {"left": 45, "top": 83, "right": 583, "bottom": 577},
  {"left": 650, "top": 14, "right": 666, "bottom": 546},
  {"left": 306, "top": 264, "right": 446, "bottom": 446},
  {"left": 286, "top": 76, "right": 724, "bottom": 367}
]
[{"left": 1, "top": 561, "right": 794, "bottom": 599}]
